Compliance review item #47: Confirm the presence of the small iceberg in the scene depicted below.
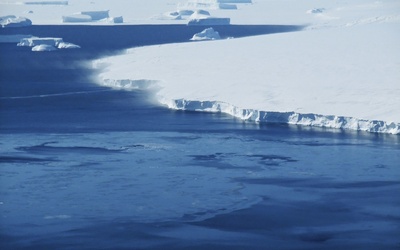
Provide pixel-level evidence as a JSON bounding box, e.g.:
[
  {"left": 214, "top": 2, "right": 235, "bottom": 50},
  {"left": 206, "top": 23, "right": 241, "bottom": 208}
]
[
  {"left": 191, "top": 28, "right": 221, "bottom": 40},
  {"left": 18, "top": 37, "right": 63, "bottom": 47},
  {"left": 32, "top": 44, "right": 57, "bottom": 51}
]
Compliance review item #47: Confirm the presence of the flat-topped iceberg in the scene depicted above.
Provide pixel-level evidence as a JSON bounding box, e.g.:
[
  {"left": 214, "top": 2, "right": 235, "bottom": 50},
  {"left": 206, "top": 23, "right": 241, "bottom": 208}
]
[
  {"left": 62, "top": 10, "right": 110, "bottom": 23},
  {"left": 0, "top": 15, "right": 32, "bottom": 28},
  {"left": 62, "top": 10, "right": 123, "bottom": 23}
]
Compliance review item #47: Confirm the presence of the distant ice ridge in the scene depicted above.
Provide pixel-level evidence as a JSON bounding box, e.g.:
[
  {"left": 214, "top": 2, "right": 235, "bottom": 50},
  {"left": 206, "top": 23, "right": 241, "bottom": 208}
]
[
  {"left": 99, "top": 79, "right": 400, "bottom": 134},
  {"left": 62, "top": 10, "right": 123, "bottom": 24},
  {"left": 0, "top": 15, "right": 32, "bottom": 28}
]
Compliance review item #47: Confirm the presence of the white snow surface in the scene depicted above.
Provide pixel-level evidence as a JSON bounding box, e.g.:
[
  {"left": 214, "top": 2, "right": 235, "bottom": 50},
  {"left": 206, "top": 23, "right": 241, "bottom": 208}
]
[{"left": 92, "top": 0, "right": 400, "bottom": 134}]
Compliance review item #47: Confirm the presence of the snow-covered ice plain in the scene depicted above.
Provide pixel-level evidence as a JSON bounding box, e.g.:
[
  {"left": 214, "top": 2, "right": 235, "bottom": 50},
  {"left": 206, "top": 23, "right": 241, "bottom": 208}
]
[
  {"left": 1, "top": 0, "right": 400, "bottom": 249},
  {"left": 92, "top": 0, "right": 400, "bottom": 134}
]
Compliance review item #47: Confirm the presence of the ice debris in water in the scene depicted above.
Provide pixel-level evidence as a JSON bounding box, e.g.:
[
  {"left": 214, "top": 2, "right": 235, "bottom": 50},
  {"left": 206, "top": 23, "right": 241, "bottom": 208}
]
[{"left": 18, "top": 37, "right": 80, "bottom": 51}]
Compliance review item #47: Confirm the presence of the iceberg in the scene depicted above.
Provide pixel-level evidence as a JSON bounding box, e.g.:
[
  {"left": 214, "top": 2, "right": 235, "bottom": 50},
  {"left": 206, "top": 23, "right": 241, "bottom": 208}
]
[
  {"left": 191, "top": 27, "right": 221, "bottom": 40},
  {"left": 106, "top": 16, "right": 123, "bottom": 24},
  {"left": 62, "top": 10, "right": 109, "bottom": 23},
  {"left": 57, "top": 42, "right": 80, "bottom": 49},
  {"left": 80, "top": 10, "right": 110, "bottom": 21},
  {"left": 18, "top": 37, "right": 63, "bottom": 47},
  {"left": 62, "top": 14, "right": 92, "bottom": 23},
  {"left": 17, "top": 37, "right": 80, "bottom": 50},
  {"left": 0, "top": 15, "right": 32, "bottom": 28},
  {"left": 62, "top": 10, "right": 123, "bottom": 24},
  {"left": 31, "top": 44, "right": 57, "bottom": 51}
]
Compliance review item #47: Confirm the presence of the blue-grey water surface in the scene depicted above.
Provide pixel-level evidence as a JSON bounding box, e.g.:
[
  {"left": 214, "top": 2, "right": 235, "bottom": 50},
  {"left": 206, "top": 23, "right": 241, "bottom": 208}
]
[{"left": 0, "top": 25, "right": 399, "bottom": 250}]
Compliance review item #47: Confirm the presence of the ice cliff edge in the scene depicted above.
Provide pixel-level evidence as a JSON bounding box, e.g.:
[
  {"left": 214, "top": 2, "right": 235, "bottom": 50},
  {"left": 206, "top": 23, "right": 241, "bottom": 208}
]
[{"left": 99, "top": 78, "right": 400, "bottom": 135}]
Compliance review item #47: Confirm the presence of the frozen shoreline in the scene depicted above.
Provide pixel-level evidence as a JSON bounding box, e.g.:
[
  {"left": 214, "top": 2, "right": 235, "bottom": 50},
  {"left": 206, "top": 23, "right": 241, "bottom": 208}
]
[
  {"left": 2, "top": 0, "right": 399, "bottom": 134},
  {"left": 99, "top": 78, "right": 400, "bottom": 134},
  {"left": 95, "top": 16, "right": 400, "bottom": 135}
]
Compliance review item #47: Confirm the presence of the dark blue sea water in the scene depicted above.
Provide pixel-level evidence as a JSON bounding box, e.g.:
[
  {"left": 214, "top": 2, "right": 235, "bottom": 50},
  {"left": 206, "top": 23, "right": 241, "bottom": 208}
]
[{"left": 1, "top": 25, "right": 399, "bottom": 250}]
